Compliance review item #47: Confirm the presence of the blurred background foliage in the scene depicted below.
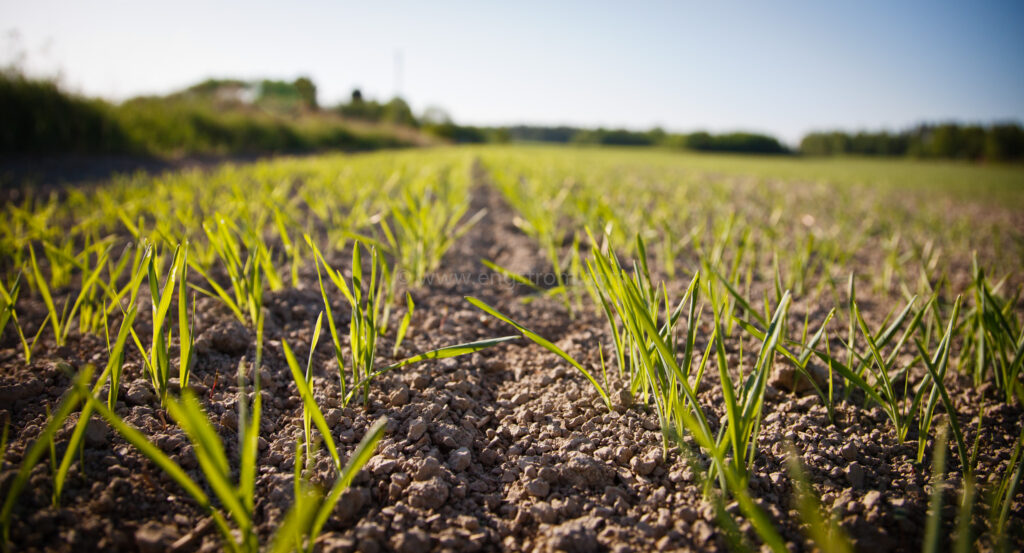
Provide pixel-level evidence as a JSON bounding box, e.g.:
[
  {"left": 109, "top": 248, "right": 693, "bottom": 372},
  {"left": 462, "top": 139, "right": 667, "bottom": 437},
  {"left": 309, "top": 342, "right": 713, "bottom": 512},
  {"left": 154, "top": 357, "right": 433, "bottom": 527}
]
[{"left": 2, "top": 69, "right": 1022, "bottom": 161}]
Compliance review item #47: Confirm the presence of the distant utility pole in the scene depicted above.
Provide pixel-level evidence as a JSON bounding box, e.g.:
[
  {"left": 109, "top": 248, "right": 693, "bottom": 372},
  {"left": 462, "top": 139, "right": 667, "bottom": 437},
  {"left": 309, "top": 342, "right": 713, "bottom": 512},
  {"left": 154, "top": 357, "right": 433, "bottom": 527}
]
[{"left": 394, "top": 50, "right": 403, "bottom": 99}]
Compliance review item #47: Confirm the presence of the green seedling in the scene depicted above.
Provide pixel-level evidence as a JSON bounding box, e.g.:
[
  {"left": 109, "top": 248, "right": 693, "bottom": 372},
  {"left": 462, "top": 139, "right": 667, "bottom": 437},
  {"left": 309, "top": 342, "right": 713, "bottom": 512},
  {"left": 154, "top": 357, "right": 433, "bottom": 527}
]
[
  {"left": 308, "top": 237, "right": 516, "bottom": 407},
  {"left": 130, "top": 244, "right": 189, "bottom": 403},
  {"left": 1, "top": 366, "right": 93, "bottom": 546},
  {"left": 28, "top": 243, "right": 110, "bottom": 347},
  {"left": 190, "top": 218, "right": 264, "bottom": 327},
  {"left": 785, "top": 444, "right": 854, "bottom": 553}
]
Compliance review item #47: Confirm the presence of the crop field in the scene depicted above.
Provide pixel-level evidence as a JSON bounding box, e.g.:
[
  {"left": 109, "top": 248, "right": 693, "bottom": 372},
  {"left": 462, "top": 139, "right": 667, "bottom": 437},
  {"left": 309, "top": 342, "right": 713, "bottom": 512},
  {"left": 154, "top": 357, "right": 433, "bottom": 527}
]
[{"left": 0, "top": 145, "right": 1022, "bottom": 552}]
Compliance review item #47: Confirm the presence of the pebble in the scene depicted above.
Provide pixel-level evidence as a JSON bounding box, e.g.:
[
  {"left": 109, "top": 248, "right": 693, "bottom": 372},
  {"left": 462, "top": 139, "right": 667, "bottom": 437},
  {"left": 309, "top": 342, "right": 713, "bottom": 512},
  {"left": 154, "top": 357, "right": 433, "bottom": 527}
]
[
  {"left": 414, "top": 456, "right": 443, "bottom": 481},
  {"left": 630, "top": 456, "right": 655, "bottom": 477},
  {"left": 324, "top": 409, "right": 342, "bottom": 427},
  {"left": 526, "top": 478, "right": 550, "bottom": 498},
  {"left": 391, "top": 529, "right": 430, "bottom": 553},
  {"left": 448, "top": 448, "right": 472, "bottom": 472},
  {"left": 839, "top": 442, "right": 858, "bottom": 461},
  {"left": 614, "top": 447, "right": 633, "bottom": 466},
  {"left": 84, "top": 418, "right": 109, "bottom": 447},
  {"left": 368, "top": 457, "right": 397, "bottom": 475},
  {"left": 389, "top": 387, "right": 410, "bottom": 407},
  {"left": 408, "top": 418, "right": 428, "bottom": 441},
  {"left": 846, "top": 461, "right": 866, "bottom": 489},
  {"left": 134, "top": 522, "right": 175, "bottom": 553},
  {"left": 125, "top": 380, "right": 155, "bottom": 406},
  {"left": 545, "top": 519, "right": 598, "bottom": 552},
  {"left": 862, "top": 489, "right": 882, "bottom": 510},
  {"left": 408, "top": 477, "right": 450, "bottom": 510}
]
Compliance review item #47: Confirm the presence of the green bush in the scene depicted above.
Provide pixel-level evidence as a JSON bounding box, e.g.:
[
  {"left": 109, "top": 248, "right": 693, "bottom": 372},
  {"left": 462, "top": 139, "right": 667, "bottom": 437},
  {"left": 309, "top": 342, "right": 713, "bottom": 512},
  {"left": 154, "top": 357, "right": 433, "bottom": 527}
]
[
  {"left": 0, "top": 71, "right": 134, "bottom": 154},
  {"left": 801, "top": 123, "right": 1024, "bottom": 161},
  {"left": 0, "top": 73, "right": 418, "bottom": 156}
]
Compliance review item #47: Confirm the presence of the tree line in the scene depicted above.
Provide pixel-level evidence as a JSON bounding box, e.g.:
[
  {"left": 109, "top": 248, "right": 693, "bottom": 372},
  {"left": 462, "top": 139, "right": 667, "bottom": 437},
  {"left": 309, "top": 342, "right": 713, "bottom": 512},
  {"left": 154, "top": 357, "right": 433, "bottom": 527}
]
[
  {"left": 800, "top": 124, "right": 1024, "bottom": 161},
  {"left": 3, "top": 71, "right": 1021, "bottom": 161}
]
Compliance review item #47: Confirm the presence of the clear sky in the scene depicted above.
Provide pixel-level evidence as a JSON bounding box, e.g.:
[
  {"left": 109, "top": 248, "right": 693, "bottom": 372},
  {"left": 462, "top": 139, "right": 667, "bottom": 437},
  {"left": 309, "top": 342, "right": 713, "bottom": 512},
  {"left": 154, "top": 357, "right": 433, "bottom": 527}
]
[{"left": 3, "top": 0, "right": 1023, "bottom": 144}]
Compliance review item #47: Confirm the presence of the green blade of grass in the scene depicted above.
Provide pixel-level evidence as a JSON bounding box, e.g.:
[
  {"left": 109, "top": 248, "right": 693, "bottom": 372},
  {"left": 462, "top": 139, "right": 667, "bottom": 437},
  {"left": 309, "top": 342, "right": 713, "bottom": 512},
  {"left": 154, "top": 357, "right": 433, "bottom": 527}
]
[
  {"left": 309, "top": 417, "right": 388, "bottom": 550},
  {"left": 466, "top": 296, "right": 611, "bottom": 409},
  {"left": 282, "top": 339, "right": 342, "bottom": 472}
]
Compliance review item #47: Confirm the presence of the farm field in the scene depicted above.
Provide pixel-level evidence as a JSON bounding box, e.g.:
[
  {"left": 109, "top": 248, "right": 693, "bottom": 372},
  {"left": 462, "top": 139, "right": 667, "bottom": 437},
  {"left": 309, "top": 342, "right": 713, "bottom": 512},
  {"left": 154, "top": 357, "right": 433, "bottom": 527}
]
[{"left": 0, "top": 145, "right": 1023, "bottom": 552}]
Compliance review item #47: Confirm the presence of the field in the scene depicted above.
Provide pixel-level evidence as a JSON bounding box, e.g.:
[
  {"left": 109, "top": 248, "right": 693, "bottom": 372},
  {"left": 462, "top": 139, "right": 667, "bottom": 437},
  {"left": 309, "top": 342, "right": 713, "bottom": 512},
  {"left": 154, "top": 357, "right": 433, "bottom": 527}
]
[{"left": 0, "top": 145, "right": 1022, "bottom": 552}]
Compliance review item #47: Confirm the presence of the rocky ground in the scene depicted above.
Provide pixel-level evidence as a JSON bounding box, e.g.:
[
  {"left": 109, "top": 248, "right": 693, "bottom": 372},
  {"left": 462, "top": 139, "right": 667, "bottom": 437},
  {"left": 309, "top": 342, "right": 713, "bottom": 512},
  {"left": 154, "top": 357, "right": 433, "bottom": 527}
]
[{"left": 1, "top": 171, "right": 1022, "bottom": 553}]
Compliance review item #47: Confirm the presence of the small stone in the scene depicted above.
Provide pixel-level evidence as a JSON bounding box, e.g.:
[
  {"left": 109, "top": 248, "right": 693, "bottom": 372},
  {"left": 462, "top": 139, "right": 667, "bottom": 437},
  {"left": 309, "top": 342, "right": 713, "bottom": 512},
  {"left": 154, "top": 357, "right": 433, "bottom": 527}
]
[
  {"left": 414, "top": 456, "right": 442, "bottom": 481},
  {"left": 846, "top": 462, "right": 866, "bottom": 489},
  {"left": 526, "top": 478, "right": 550, "bottom": 498},
  {"left": 693, "top": 520, "right": 713, "bottom": 544},
  {"left": 408, "top": 418, "right": 428, "bottom": 441},
  {"left": 511, "top": 392, "right": 529, "bottom": 406},
  {"left": 125, "top": 380, "right": 155, "bottom": 406},
  {"left": 319, "top": 533, "right": 356, "bottom": 553},
  {"left": 545, "top": 518, "right": 598, "bottom": 552},
  {"left": 616, "top": 389, "right": 634, "bottom": 409},
  {"left": 135, "top": 521, "right": 175, "bottom": 553},
  {"left": 357, "top": 538, "right": 380, "bottom": 553},
  {"left": 539, "top": 466, "right": 558, "bottom": 483},
  {"left": 408, "top": 477, "right": 449, "bottom": 510},
  {"left": 197, "top": 319, "right": 250, "bottom": 354},
  {"left": 389, "top": 387, "right": 410, "bottom": 407},
  {"left": 84, "top": 418, "right": 109, "bottom": 447},
  {"left": 448, "top": 447, "right": 472, "bottom": 472},
  {"left": 564, "top": 453, "right": 613, "bottom": 487},
  {"left": 324, "top": 409, "right": 342, "bottom": 427},
  {"left": 614, "top": 447, "right": 633, "bottom": 466},
  {"left": 0, "top": 379, "right": 43, "bottom": 404},
  {"left": 367, "top": 457, "right": 397, "bottom": 476},
  {"left": 862, "top": 489, "right": 882, "bottom": 510},
  {"left": 631, "top": 455, "right": 656, "bottom": 477},
  {"left": 220, "top": 409, "right": 238, "bottom": 430},
  {"left": 839, "top": 442, "right": 858, "bottom": 461},
  {"left": 412, "top": 374, "right": 430, "bottom": 390},
  {"left": 391, "top": 529, "right": 430, "bottom": 553}
]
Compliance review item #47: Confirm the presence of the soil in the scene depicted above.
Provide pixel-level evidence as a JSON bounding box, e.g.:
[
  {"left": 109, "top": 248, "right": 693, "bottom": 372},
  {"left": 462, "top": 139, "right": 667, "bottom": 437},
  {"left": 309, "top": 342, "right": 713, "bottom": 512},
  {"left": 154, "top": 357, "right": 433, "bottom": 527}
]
[{"left": 0, "top": 164, "right": 1022, "bottom": 553}]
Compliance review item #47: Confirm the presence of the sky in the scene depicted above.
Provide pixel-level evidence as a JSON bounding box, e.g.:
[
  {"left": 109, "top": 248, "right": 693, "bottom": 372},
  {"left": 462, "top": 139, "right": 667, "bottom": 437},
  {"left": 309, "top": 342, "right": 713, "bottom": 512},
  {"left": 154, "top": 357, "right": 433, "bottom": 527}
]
[{"left": 2, "top": 0, "right": 1023, "bottom": 145}]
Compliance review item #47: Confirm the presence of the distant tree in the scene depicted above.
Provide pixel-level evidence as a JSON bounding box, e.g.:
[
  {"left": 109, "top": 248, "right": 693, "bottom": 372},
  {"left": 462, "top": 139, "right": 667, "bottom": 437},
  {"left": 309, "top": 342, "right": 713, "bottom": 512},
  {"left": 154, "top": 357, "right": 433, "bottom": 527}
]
[
  {"left": 800, "top": 122, "right": 1023, "bottom": 161},
  {"left": 293, "top": 77, "right": 318, "bottom": 110},
  {"left": 683, "top": 131, "right": 787, "bottom": 154},
  {"left": 985, "top": 124, "right": 1024, "bottom": 161},
  {"left": 421, "top": 106, "right": 452, "bottom": 125},
  {"left": 685, "top": 131, "right": 713, "bottom": 150},
  {"left": 572, "top": 128, "right": 655, "bottom": 146},
  {"left": 351, "top": 88, "right": 363, "bottom": 103},
  {"left": 383, "top": 97, "right": 417, "bottom": 127}
]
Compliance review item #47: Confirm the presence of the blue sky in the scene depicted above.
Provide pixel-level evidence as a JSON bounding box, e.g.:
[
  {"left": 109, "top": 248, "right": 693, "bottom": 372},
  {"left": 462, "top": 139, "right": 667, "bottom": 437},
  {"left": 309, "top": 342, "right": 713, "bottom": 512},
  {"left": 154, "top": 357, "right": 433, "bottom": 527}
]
[{"left": 2, "top": 0, "right": 1023, "bottom": 144}]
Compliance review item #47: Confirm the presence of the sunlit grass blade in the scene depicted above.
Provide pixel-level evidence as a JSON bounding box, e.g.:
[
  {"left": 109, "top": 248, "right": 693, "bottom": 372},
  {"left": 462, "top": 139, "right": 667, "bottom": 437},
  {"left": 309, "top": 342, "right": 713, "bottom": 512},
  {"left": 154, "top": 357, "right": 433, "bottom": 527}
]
[
  {"left": 923, "top": 424, "right": 949, "bottom": 553},
  {"left": 785, "top": 444, "right": 854, "bottom": 553},
  {"left": 466, "top": 295, "right": 610, "bottom": 409},
  {"left": 393, "top": 292, "right": 414, "bottom": 356},
  {"left": 308, "top": 417, "right": 387, "bottom": 552},
  {"left": 282, "top": 339, "right": 342, "bottom": 472},
  {"left": 0, "top": 366, "right": 91, "bottom": 544}
]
